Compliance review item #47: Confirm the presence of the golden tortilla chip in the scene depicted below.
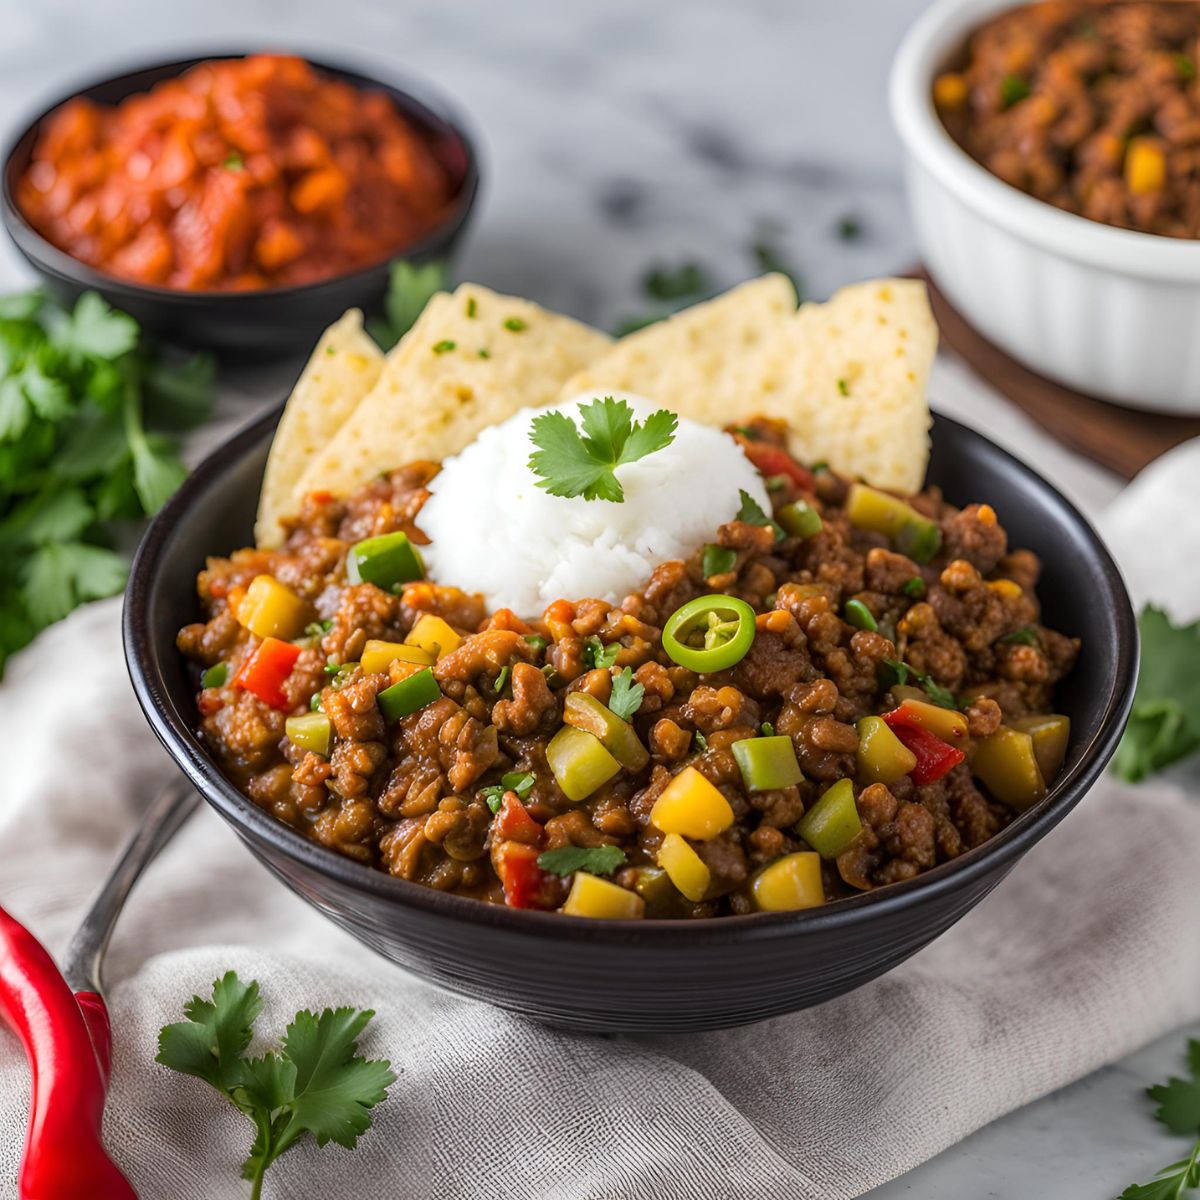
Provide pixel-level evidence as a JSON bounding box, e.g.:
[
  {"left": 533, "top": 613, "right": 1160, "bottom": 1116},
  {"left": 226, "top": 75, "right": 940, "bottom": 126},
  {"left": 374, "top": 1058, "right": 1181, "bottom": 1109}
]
[
  {"left": 255, "top": 309, "right": 384, "bottom": 547},
  {"left": 291, "top": 283, "right": 610, "bottom": 507}
]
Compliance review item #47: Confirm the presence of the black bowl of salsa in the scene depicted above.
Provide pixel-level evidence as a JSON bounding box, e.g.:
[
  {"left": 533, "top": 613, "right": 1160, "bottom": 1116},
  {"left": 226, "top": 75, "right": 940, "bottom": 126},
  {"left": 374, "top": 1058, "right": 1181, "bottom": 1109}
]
[{"left": 121, "top": 405, "right": 1136, "bottom": 1032}]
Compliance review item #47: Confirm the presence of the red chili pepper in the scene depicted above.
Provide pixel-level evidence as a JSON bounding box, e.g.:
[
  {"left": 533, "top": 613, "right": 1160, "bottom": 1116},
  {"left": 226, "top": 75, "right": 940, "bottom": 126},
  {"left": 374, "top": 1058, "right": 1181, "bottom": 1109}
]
[
  {"left": 885, "top": 721, "right": 966, "bottom": 785},
  {"left": 494, "top": 843, "right": 549, "bottom": 909},
  {"left": 0, "top": 906, "right": 136, "bottom": 1199},
  {"left": 740, "top": 441, "right": 815, "bottom": 491},
  {"left": 232, "top": 636, "right": 301, "bottom": 709}
]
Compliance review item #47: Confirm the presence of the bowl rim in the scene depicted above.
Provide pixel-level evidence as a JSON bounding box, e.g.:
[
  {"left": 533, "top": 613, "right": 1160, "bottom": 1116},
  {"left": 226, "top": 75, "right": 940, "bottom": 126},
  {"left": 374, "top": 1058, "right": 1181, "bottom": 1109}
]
[
  {"left": 889, "top": 0, "right": 1200, "bottom": 280},
  {"left": 0, "top": 48, "right": 481, "bottom": 303},
  {"left": 123, "top": 404, "right": 1137, "bottom": 945}
]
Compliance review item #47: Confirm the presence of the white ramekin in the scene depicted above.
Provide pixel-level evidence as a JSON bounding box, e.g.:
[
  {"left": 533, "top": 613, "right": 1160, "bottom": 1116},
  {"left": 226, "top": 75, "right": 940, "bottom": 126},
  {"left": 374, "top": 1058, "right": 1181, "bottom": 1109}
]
[{"left": 891, "top": 0, "right": 1200, "bottom": 414}]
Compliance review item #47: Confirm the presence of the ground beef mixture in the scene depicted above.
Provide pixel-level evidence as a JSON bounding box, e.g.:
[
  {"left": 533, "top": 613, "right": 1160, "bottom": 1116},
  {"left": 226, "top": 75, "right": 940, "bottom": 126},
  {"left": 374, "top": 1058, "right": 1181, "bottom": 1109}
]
[
  {"left": 178, "top": 423, "right": 1078, "bottom": 919},
  {"left": 936, "top": 2, "right": 1200, "bottom": 238}
]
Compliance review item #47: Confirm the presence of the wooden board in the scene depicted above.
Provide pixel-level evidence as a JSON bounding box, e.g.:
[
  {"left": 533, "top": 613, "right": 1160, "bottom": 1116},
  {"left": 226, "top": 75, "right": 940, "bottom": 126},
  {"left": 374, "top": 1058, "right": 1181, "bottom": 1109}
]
[{"left": 917, "top": 270, "right": 1200, "bottom": 479}]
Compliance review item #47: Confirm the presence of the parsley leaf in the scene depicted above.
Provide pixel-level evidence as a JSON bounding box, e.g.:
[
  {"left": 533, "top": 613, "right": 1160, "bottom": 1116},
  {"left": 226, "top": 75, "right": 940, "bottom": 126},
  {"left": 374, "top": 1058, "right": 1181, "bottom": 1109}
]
[
  {"left": 608, "top": 666, "right": 644, "bottom": 722},
  {"left": 584, "top": 635, "right": 620, "bottom": 670},
  {"left": 1114, "top": 607, "right": 1200, "bottom": 782},
  {"left": 536, "top": 844, "right": 627, "bottom": 877},
  {"left": 21, "top": 542, "right": 128, "bottom": 624},
  {"left": 46, "top": 291, "right": 139, "bottom": 360},
  {"left": 479, "top": 770, "right": 535, "bottom": 813},
  {"left": 528, "top": 397, "right": 677, "bottom": 503},
  {"left": 368, "top": 260, "right": 446, "bottom": 350},
  {"left": 735, "top": 488, "right": 784, "bottom": 540},
  {"left": 157, "top": 972, "right": 394, "bottom": 1197},
  {"left": 1119, "top": 1040, "right": 1200, "bottom": 1200}
]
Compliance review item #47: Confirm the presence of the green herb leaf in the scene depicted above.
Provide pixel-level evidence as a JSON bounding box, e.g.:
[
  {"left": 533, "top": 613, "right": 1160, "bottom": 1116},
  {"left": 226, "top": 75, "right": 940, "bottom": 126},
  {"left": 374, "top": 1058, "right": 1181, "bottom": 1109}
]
[
  {"left": 702, "top": 543, "right": 737, "bottom": 579},
  {"left": 536, "top": 844, "right": 627, "bottom": 877},
  {"left": 157, "top": 970, "right": 262, "bottom": 1093},
  {"left": 607, "top": 666, "right": 644, "bottom": 722},
  {"left": 524, "top": 633, "right": 547, "bottom": 652},
  {"left": 529, "top": 397, "right": 677, "bottom": 503},
  {"left": 224, "top": 152, "right": 245, "bottom": 171},
  {"left": 999, "top": 626, "right": 1039, "bottom": 647},
  {"left": 837, "top": 377, "right": 850, "bottom": 397},
  {"left": 1176, "top": 53, "right": 1196, "bottom": 81},
  {"left": 21, "top": 541, "right": 127, "bottom": 623},
  {"left": 432, "top": 339, "right": 456, "bottom": 354},
  {"left": 735, "top": 488, "right": 784, "bottom": 540},
  {"left": 643, "top": 262, "right": 710, "bottom": 302},
  {"left": 750, "top": 236, "right": 804, "bottom": 301},
  {"left": 761, "top": 721, "right": 774, "bottom": 736},
  {"left": 493, "top": 664, "right": 511, "bottom": 694},
  {"left": 1114, "top": 607, "right": 1200, "bottom": 782},
  {"left": 480, "top": 770, "right": 535, "bottom": 813},
  {"left": 584, "top": 635, "right": 620, "bottom": 671},
  {"left": 1000, "top": 74, "right": 1031, "bottom": 108},
  {"left": 883, "top": 658, "right": 910, "bottom": 686},
  {"left": 47, "top": 291, "right": 139, "bottom": 360},
  {"left": 1119, "top": 1040, "right": 1200, "bottom": 1199},
  {"left": 694, "top": 731, "right": 709, "bottom": 751},
  {"left": 503, "top": 317, "right": 527, "bottom": 332},
  {"left": 902, "top": 577, "right": 926, "bottom": 599},
  {"left": 368, "top": 260, "right": 446, "bottom": 350}
]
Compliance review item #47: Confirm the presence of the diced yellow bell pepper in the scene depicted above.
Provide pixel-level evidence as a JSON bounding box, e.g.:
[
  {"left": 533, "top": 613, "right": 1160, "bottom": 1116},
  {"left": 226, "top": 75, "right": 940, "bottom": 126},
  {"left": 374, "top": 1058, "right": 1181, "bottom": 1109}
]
[
  {"left": 560, "top": 872, "right": 645, "bottom": 919},
  {"left": 888, "top": 698, "right": 969, "bottom": 744},
  {"left": 1126, "top": 138, "right": 1165, "bottom": 195},
  {"left": 987, "top": 578, "right": 1023, "bottom": 599},
  {"left": 751, "top": 852, "right": 825, "bottom": 912},
  {"left": 857, "top": 716, "right": 918, "bottom": 784},
  {"left": 656, "top": 833, "right": 711, "bottom": 902},
  {"left": 360, "top": 639, "right": 435, "bottom": 675},
  {"left": 237, "top": 575, "right": 309, "bottom": 641},
  {"left": 649, "top": 767, "right": 734, "bottom": 840},
  {"left": 933, "top": 71, "right": 968, "bottom": 111},
  {"left": 546, "top": 725, "right": 621, "bottom": 802},
  {"left": 405, "top": 614, "right": 463, "bottom": 660},
  {"left": 971, "top": 726, "right": 1046, "bottom": 811},
  {"left": 1011, "top": 713, "right": 1070, "bottom": 783}
]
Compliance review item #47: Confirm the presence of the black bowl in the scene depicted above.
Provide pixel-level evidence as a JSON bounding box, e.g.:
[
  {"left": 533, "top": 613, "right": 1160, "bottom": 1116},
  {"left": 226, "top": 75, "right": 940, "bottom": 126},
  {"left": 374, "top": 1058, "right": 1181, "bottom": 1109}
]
[
  {"left": 1, "top": 53, "right": 480, "bottom": 357},
  {"left": 123, "top": 409, "right": 1137, "bottom": 1032}
]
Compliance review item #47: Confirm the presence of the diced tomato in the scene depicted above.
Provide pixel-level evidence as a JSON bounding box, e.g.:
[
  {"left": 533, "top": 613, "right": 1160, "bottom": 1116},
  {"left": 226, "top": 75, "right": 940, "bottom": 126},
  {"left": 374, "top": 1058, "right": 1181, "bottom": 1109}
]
[
  {"left": 885, "top": 721, "right": 966, "bottom": 785},
  {"left": 493, "top": 843, "right": 549, "bottom": 909},
  {"left": 740, "top": 442, "right": 815, "bottom": 491},
  {"left": 232, "top": 637, "right": 302, "bottom": 709},
  {"left": 493, "top": 793, "right": 543, "bottom": 845}
]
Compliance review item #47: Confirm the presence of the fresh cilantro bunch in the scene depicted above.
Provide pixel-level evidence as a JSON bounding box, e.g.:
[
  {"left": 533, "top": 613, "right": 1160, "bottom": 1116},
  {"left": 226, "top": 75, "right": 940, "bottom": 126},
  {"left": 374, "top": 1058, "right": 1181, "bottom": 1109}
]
[
  {"left": 368, "top": 259, "right": 447, "bottom": 350},
  {"left": 0, "top": 289, "right": 211, "bottom": 675},
  {"left": 157, "top": 971, "right": 395, "bottom": 1200},
  {"left": 1120, "top": 1039, "right": 1200, "bottom": 1198},
  {"left": 1114, "top": 606, "right": 1200, "bottom": 782},
  {"left": 529, "top": 396, "right": 677, "bottom": 503}
]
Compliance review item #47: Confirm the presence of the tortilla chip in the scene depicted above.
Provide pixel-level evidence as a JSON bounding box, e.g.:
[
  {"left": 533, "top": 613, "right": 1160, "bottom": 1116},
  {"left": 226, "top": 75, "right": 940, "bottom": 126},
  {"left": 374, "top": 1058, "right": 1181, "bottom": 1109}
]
[
  {"left": 255, "top": 309, "right": 384, "bottom": 547},
  {"left": 559, "top": 275, "right": 936, "bottom": 494},
  {"left": 291, "top": 283, "right": 611, "bottom": 507}
]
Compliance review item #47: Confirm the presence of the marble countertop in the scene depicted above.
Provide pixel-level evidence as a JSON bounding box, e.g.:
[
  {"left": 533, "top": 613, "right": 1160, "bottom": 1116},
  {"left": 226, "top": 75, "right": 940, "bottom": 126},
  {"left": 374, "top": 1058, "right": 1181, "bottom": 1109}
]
[{"left": 0, "top": 1, "right": 1193, "bottom": 1196}]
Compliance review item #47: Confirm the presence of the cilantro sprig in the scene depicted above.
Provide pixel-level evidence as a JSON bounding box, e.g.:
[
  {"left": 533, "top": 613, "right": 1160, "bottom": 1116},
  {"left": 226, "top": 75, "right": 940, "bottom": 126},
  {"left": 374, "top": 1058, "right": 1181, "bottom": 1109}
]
[
  {"left": 157, "top": 971, "right": 395, "bottom": 1200},
  {"left": 536, "top": 844, "right": 627, "bottom": 877},
  {"left": 528, "top": 397, "right": 677, "bottom": 503},
  {"left": 1120, "top": 1039, "right": 1200, "bottom": 1199},
  {"left": 735, "top": 488, "right": 785, "bottom": 541},
  {"left": 882, "top": 658, "right": 961, "bottom": 710},
  {"left": 0, "top": 289, "right": 211, "bottom": 676},
  {"left": 584, "top": 635, "right": 620, "bottom": 670},
  {"left": 479, "top": 771, "right": 535, "bottom": 813},
  {"left": 608, "top": 666, "right": 644, "bottom": 722}
]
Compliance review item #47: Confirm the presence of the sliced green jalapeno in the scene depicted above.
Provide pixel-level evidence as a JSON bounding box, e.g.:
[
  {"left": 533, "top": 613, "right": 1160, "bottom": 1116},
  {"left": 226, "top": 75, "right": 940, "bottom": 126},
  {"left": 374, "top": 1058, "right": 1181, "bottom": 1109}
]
[{"left": 662, "top": 594, "right": 756, "bottom": 673}]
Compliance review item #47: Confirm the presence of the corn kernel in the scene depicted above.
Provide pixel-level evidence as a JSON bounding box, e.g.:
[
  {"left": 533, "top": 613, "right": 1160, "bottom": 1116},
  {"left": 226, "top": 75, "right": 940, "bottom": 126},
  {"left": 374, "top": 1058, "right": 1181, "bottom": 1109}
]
[
  {"left": 560, "top": 873, "right": 645, "bottom": 919},
  {"left": 752, "top": 853, "right": 825, "bottom": 912},
  {"left": 933, "top": 72, "right": 968, "bottom": 111},
  {"left": 649, "top": 767, "right": 735, "bottom": 840},
  {"left": 987, "top": 578, "right": 1023, "bottom": 599},
  {"left": 657, "top": 833, "right": 711, "bottom": 902}
]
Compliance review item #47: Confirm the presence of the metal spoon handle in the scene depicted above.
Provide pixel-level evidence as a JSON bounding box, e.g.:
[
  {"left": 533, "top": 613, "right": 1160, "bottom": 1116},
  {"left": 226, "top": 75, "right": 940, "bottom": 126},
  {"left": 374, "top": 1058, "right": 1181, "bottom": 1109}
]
[{"left": 61, "top": 780, "right": 199, "bottom": 996}]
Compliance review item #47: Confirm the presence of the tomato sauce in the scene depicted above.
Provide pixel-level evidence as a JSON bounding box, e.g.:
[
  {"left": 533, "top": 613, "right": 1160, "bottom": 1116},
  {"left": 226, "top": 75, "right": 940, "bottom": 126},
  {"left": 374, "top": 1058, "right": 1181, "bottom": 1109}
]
[{"left": 16, "top": 55, "right": 456, "bottom": 290}]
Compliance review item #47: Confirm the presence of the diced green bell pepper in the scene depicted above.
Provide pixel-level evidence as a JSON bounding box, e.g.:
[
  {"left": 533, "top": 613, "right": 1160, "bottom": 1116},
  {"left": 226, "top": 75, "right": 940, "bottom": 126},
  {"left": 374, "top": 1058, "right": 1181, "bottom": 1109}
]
[
  {"left": 546, "top": 725, "right": 621, "bottom": 801},
  {"left": 377, "top": 667, "right": 441, "bottom": 722},
  {"left": 201, "top": 661, "right": 229, "bottom": 688},
  {"left": 285, "top": 712, "right": 332, "bottom": 756},
  {"left": 777, "top": 500, "right": 822, "bottom": 538},
  {"left": 346, "top": 531, "right": 425, "bottom": 590},
  {"left": 563, "top": 691, "right": 649, "bottom": 771},
  {"left": 797, "top": 777, "right": 862, "bottom": 857},
  {"left": 732, "top": 735, "right": 802, "bottom": 792}
]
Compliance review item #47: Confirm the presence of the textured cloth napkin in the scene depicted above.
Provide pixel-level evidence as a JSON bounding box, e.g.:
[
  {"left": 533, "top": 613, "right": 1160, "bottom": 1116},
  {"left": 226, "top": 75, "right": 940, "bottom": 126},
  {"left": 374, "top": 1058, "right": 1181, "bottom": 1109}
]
[{"left": 1, "top": 359, "right": 1199, "bottom": 1200}]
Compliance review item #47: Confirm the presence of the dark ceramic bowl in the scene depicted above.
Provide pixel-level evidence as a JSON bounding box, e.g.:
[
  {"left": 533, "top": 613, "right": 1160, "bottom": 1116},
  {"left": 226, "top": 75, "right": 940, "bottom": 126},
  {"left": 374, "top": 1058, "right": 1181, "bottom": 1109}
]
[
  {"left": 1, "top": 53, "right": 479, "bottom": 357},
  {"left": 123, "top": 409, "right": 1137, "bottom": 1032}
]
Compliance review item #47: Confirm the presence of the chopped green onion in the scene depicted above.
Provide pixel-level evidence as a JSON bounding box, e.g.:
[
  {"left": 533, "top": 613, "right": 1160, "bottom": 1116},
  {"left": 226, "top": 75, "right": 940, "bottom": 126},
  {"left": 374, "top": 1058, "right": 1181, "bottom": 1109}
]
[
  {"left": 761, "top": 721, "right": 774, "bottom": 737},
  {"left": 494, "top": 665, "right": 511, "bottom": 694},
  {"left": 346, "top": 531, "right": 425, "bottom": 590},
  {"left": 480, "top": 770, "right": 535, "bottom": 813},
  {"left": 694, "top": 731, "right": 709, "bottom": 751},
  {"left": 304, "top": 619, "right": 334, "bottom": 639},
  {"left": 778, "top": 500, "right": 822, "bottom": 539},
  {"left": 432, "top": 340, "right": 456, "bottom": 354},
  {"left": 466, "top": 297, "right": 478, "bottom": 318},
  {"left": 844, "top": 599, "right": 878, "bottom": 632},
  {"left": 902, "top": 577, "right": 926, "bottom": 599},
  {"left": 1000, "top": 74, "right": 1030, "bottom": 108},
  {"left": 525, "top": 634, "right": 547, "bottom": 652},
  {"left": 503, "top": 317, "right": 527, "bottom": 332},
  {"left": 765, "top": 474, "right": 789, "bottom": 493},
  {"left": 701, "top": 544, "right": 737, "bottom": 579},
  {"left": 377, "top": 668, "right": 441, "bottom": 722},
  {"left": 201, "top": 662, "right": 229, "bottom": 689},
  {"left": 309, "top": 691, "right": 324, "bottom": 712}
]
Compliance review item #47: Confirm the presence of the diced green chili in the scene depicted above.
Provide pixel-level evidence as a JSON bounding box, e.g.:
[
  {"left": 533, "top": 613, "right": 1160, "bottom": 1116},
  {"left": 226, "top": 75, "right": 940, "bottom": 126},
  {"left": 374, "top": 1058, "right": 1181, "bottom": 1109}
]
[
  {"left": 285, "top": 712, "right": 332, "bottom": 756},
  {"left": 563, "top": 691, "right": 649, "bottom": 771},
  {"left": 662, "top": 594, "right": 756, "bottom": 673},
  {"left": 844, "top": 599, "right": 878, "bottom": 632},
  {"left": 797, "top": 778, "right": 862, "bottom": 858},
  {"left": 701, "top": 544, "right": 737, "bottom": 579},
  {"left": 377, "top": 668, "right": 441, "bottom": 722},
  {"left": 732, "top": 735, "right": 802, "bottom": 792},
  {"left": 345, "top": 531, "right": 425, "bottom": 590},
  {"left": 777, "top": 500, "right": 822, "bottom": 539},
  {"left": 903, "top": 576, "right": 926, "bottom": 599},
  {"left": 201, "top": 662, "right": 229, "bottom": 688}
]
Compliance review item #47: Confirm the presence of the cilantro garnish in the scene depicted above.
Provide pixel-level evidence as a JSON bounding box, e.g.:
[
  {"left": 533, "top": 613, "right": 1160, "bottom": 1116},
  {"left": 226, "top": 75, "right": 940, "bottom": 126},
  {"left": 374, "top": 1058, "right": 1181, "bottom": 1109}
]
[
  {"left": 1119, "top": 1039, "right": 1200, "bottom": 1199},
  {"left": 999, "top": 626, "right": 1039, "bottom": 647},
  {"left": 157, "top": 971, "right": 394, "bottom": 1199},
  {"left": 735, "top": 488, "right": 784, "bottom": 541},
  {"left": 702, "top": 543, "right": 737, "bottom": 579},
  {"left": 608, "top": 667, "right": 644, "bottom": 722},
  {"left": 524, "top": 633, "right": 547, "bottom": 652},
  {"left": 903, "top": 577, "right": 926, "bottom": 599},
  {"left": 1177, "top": 53, "right": 1197, "bottom": 81},
  {"left": 305, "top": 619, "right": 334, "bottom": 639},
  {"left": 1000, "top": 74, "right": 1031, "bottom": 108},
  {"left": 367, "top": 260, "right": 446, "bottom": 350},
  {"left": 694, "top": 731, "right": 709, "bottom": 751},
  {"left": 536, "top": 844, "right": 627, "bottom": 877},
  {"left": 1114, "top": 606, "right": 1200, "bottom": 782},
  {"left": 479, "top": 771, "right": 535, "bottom": 813},
  {"left": 882, "top": 658, "right": 960, "bottom": 710},
  {"left": 529, "top": 397, "right": 677, "bottom": 503},
  {"left": 493, "top": 664, "right": 511, "bottom": 694},
  {"left": 584, "top": 635, "right": 620, "bottom": 670}
]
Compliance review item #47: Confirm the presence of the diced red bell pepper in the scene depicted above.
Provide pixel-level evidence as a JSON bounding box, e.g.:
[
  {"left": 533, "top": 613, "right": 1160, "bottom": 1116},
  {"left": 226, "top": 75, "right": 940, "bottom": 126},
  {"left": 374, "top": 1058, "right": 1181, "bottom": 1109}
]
[
  {"left": 493, "top": 793, "right": 543, "bottom": 845},
  {"left": 232, "top": 637, "right": 301, "bottom": 709},
  {"left": 493, "top": 843, "right": 548, "bottom": 909},
  {"left": 740, "top": 441, "right": 815, "bottom": 492},
  {"left": 885, "top": 721, "right": 966, "bottom": 785}
]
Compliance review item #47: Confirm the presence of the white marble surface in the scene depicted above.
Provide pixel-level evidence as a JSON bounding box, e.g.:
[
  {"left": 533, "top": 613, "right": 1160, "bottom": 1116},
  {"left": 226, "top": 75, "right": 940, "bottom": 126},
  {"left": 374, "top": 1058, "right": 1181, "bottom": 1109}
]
[{"left": 0, "top": 1, "right": 1193, "bottom": 1196}]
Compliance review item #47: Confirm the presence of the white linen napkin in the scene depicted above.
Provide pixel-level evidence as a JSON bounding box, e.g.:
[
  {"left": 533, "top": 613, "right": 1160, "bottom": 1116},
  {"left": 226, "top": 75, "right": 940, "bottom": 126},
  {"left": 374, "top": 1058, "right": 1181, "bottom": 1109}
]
[{"left": 1, "top": 361, "right": 1198, "bottom": 1200}]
